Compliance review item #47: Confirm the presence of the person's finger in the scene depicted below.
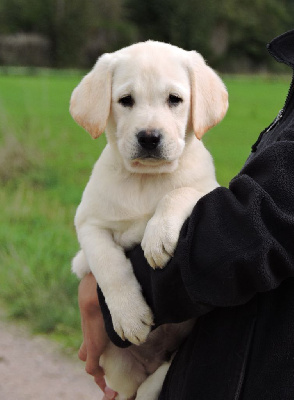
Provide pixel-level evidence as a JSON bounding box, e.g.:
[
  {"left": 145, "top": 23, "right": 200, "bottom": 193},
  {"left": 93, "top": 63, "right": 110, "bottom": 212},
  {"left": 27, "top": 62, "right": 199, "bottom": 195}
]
[
  {"left": 78, "top": 273, "right": 108, "bottom": 375},
  {"left": 77, "top": 273, "right": 110, "bottom": 394},
  {"left": 84, "top": 316, "right": 108, "bottom": 375},
  {"left": 83, "top": 307, "right": 109, "bottom": 375},
  {"left": 102, "top": 394, "right": 117, "bottom": 400},
  {"left": 104, "top": 385, "right": 117, "bottom": 399},
  {"left": 94, "top": 370, "right": 107, "bottom": 392},
  {"left": 78, "top": 312, "right": 88, "bottom": 362},
  {"left": 78, "top": 340, "right": 87, "bottom": 362}
]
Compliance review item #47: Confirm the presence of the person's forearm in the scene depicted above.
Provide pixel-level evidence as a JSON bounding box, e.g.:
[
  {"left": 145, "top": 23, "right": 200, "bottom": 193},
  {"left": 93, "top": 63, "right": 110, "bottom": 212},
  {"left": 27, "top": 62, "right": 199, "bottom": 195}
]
[
  {"left": 99, "top": 141, "right": 294, "bottom": 347},
  {"left": 179, "top": 141, "right": 294, "bottom": 308},
  {"left": 132, "top": 141, "right": 294, "bottom": 314}
]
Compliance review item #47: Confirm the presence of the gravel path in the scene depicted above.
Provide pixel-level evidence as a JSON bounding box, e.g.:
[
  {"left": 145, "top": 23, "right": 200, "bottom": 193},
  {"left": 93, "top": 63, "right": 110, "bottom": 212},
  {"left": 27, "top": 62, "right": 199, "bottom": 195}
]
[{"left": 0, "top": 314, "right": 104, "bottom": 400}]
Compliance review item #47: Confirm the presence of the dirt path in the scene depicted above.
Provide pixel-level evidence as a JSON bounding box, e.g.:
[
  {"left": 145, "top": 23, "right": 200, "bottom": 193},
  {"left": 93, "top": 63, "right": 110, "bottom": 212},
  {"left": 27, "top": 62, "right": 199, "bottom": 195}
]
[{"left": 0, "top": 314, "right": 104, "bottom": 400}]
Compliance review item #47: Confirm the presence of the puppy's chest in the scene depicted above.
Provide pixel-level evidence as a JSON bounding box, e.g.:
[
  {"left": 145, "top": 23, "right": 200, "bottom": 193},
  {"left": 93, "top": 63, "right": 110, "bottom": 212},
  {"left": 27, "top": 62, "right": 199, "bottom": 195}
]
[
  {"left": 111, "top": 216, "right": 150, "bottom": 250},
  {"left": 100, "top": 180, "right": 167, "bottom": 249}
]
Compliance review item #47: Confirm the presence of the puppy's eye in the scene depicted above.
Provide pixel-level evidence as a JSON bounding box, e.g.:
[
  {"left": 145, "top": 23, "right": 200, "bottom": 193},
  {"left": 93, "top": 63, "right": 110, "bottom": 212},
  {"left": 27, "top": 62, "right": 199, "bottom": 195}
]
[
  {"left": 118, "top": 95, "right": 135, "bottom": 108},
  {"left": 168, "top": 94, "right": 183, "bottom": 107}
]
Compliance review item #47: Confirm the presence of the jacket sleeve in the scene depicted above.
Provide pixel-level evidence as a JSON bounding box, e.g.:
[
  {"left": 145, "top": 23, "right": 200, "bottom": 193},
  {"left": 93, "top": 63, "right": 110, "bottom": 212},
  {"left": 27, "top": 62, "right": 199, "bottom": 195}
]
[{"left": 98, "top": 140, "right": 294, "bottom": 347}]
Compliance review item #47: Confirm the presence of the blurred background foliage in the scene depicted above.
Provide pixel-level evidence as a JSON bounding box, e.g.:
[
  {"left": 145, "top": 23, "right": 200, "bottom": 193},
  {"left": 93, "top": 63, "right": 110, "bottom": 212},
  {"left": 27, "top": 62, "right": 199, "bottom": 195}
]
[{"left": 0, "top": 0, "right": 293, "bottom": 71}]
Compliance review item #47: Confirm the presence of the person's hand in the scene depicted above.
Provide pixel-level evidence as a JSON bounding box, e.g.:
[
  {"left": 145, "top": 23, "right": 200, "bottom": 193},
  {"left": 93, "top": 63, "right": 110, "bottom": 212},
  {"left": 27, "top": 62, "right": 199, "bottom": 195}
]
[{"left": 78, "top": 272, "right": 117, "bottom": 399}]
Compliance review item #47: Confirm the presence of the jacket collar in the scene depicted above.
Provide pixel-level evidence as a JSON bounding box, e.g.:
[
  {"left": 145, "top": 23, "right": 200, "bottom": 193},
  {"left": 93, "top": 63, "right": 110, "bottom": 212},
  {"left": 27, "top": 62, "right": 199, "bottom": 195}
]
[
  {"left": 250, "top": 31, "right": 294, "bottom": 154},
  {"left": 267, "top": 30, "right": 294, "bottom": 68}
]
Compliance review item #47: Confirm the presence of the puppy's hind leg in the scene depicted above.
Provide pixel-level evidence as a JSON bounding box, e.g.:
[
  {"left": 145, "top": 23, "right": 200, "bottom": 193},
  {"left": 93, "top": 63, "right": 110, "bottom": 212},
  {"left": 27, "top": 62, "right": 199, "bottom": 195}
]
[
  {"left": 100, "top": 344, "right": 148, "bottom": 400},
  {"left": 71, "top": 250, "right": 90, "bottom": 279},
  {"left": 136, "top": 362, "right": 170, "bottom": 400}
]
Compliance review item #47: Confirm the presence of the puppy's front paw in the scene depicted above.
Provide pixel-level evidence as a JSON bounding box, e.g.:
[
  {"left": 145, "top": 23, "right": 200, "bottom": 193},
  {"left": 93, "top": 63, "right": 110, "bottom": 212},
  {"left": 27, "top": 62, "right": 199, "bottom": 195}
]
[
  {"left": 110, "top": 293, "right": 153, "bottom": 345},
  {"left": 142, "top": 215, "right": 182, "bottom": 269}
]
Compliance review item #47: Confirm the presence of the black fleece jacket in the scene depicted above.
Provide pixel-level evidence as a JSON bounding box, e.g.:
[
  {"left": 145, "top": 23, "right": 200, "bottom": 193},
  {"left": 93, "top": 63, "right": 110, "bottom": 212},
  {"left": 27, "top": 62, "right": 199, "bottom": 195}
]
[{"left": 98, "top": 30, "right": 294, "bottom": 399}]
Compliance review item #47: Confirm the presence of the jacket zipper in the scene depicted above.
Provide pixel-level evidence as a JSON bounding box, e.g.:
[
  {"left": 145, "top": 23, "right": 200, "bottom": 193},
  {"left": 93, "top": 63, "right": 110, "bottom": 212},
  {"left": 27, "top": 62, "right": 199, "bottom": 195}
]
[
  {"left": 251, "top": 110, "right": 283, "bottom": 152},
  {"left": 265, "top": 108, "right": 284, "bottom": 133},
  {"left": 267, "top": 38, "right": 294, "bottom": 112},
  {"left": 251, "top": 36, "right": 294, "bottom": 153}
]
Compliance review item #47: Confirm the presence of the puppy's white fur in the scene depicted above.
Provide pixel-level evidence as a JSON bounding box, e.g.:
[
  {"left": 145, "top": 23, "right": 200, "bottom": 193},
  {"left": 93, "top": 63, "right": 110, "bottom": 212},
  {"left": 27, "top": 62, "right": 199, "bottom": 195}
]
[{"left": 70, "top": 41, "right": 228, "bottom": 399}]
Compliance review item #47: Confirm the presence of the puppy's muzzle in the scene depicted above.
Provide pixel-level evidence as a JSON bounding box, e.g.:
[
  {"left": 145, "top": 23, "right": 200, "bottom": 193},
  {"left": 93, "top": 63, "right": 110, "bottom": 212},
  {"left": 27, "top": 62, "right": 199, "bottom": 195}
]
[{"left": 136, "top": 129, "right": 163, "bottom": 159}]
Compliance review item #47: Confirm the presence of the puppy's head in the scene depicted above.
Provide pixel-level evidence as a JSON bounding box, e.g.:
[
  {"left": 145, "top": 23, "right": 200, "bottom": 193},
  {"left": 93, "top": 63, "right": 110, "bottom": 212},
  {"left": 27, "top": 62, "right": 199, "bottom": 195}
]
[{"left": 70, "top": 41, "right": 228, "bottom": 174}]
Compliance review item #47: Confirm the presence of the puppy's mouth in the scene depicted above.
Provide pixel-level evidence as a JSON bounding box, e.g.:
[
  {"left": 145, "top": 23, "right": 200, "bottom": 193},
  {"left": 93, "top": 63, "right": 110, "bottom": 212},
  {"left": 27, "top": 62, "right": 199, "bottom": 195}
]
[{"left": 131, "top": 157, "right": 170, "bottom": 168}]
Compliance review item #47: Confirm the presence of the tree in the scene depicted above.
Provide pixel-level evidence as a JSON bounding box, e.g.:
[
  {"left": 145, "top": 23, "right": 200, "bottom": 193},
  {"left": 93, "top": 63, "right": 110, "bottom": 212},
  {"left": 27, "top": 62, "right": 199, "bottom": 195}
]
[
  {"left": 0, "top": 0, "right": 88, "bottom": 67},
  {"left": 0, "top": 0, "right": 293, "bottom": 70},
  {"left": 214, "top": 0, "right": 293, "bottom": 71},
  {"left": 125, "top": 0, "right": 217, "bottom": 56}
]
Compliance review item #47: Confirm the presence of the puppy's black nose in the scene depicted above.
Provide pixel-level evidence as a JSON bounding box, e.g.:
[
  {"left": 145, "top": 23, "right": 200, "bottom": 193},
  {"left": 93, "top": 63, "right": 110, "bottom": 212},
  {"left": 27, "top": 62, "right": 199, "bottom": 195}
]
[{"left": 137, "top": 130, "right": 161, "bottom": 150}]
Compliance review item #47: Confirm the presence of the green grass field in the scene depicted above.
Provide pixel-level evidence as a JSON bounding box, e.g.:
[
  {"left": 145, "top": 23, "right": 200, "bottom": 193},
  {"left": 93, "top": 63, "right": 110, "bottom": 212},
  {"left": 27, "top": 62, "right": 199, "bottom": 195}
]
[{"left": 0, "top": 70, "right": 290, "bottom": 348}]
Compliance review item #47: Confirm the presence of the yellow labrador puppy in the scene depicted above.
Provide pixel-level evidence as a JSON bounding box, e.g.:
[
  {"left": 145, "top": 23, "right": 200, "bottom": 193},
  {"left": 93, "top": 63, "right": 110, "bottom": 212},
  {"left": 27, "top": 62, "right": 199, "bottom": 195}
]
[{"left": 70, "top": 41, "right": 228, "bottom": 399}]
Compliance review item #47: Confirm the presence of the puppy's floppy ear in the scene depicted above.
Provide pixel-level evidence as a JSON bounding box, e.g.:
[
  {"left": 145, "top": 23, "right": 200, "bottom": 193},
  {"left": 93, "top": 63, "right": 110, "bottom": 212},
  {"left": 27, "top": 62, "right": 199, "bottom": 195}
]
[
  {"left": 188, "top": 51, "right": 228, "bottom": 139},
  {"left": 70, "top": 53, "right": 112, "bottom": 139}
]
